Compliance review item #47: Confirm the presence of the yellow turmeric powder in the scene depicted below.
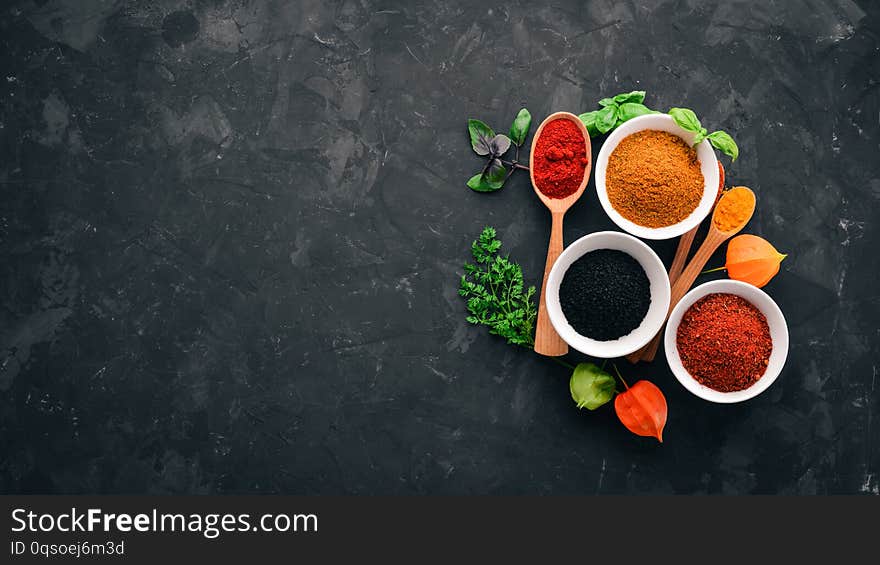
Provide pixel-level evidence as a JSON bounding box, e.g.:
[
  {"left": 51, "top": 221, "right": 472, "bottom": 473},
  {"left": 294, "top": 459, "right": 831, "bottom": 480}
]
[{"left": 712, "top": 186, "right": 755, "bottom": 232}]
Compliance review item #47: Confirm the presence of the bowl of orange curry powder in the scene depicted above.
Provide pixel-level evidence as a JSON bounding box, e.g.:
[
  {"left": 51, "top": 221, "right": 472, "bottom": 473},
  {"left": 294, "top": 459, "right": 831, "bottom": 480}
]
[{"left": 594, "top": 114, "right": 719, "bottom": 240}]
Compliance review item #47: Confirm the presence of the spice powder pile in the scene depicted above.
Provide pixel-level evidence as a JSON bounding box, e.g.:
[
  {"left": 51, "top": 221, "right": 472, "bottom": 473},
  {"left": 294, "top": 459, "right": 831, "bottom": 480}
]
[
  {"left": 676, "top": 293, "right": 772, "bottom": 392},
  {"left": 532, "top": 119, "right": 588, "bottom": 199},
  {"left": 713, "top": 186, "right": 755, "bottom": 232},
  {"left": 606, "top": 130, "right": 704, "bottom": 228},
  {"left": 559, "top": 249, "right": 650, "bottom": 341}
]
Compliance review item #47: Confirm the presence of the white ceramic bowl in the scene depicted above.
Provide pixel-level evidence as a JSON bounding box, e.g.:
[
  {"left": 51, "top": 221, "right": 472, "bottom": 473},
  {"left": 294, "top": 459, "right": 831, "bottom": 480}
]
[
  {"left": 664, "top": 279, "right": 789, "bottom": 403},
  {"left": 545, "top": 231, "right": 671, "bottom": 358},
  {"left": 594, "top": 114, "right": 719, "bottom": 240}
]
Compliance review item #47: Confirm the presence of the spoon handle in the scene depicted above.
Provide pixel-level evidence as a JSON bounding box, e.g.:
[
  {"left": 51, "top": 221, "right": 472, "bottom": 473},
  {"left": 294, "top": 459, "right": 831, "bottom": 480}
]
[
  {"left": 625, "top": 226, "right": 698, "bottom": 363},
  {"left": 668, "top": 227, "right": 698, "bottom": 284},
  {"left": 636, "top": 228, "right": 728, "bottom": 362},
  {"left": 534, "top": 211, "right": 568, "bottom": 357},
  {"left": 669, "top": 228, "right": 727, "bottom": 307}
]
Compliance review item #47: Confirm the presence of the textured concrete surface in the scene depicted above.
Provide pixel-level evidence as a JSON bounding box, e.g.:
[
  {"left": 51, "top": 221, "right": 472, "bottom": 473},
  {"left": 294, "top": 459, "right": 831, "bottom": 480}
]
[{"left": 0, "top": 0, "right": 877, "bottom": 494}]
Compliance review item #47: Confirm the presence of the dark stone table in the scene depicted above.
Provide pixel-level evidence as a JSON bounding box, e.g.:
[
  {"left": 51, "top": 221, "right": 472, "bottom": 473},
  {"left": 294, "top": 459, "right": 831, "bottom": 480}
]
[{"left": 1, "top": 0, "right": 877, "bottom": 494}]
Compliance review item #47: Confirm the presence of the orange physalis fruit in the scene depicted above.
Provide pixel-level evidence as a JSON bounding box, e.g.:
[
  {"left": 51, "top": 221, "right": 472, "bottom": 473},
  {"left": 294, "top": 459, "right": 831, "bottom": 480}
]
[
  {"left": 724, "top": 234, "right": 787, "bottom": 288},
  {"left": 614, "top": 380, "right": 667, "bottom": 443}
]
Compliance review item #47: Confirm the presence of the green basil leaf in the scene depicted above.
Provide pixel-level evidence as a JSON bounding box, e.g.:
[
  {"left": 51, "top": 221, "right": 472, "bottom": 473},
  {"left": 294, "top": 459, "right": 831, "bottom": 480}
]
[
  {"left": 467, "top": 173, "right": 490, "bottom": 191},
  {"left": 484, "top": 158, "right": 507, "bottom": 186},
  {"left": 598, "top": 97, "right": 615, "bottom": 107},
  {"left": 508, "top": 108, "right": 532, "bottom": 146},
  {"left": 468, "top": 119, "right": 495, "bottom": 156},
  {"left": 489, "top": 134, "right": 511, "bottom": 157},
  {"left": 617, "top": 102, "right": 656, "bottom": 122},
  {"left": 570, "top": 362, "right": 616, "bottom": 410},
  {"left": 692, "top": 127, "right": 708, "bottom": 145},
  {"left": 668, "top": 107, "right": 702, "bottom": 133},
  {"left": 466, "top": 171, "right": 503, "bottom": 192},
  {"left": 596, "top": 105, "right": 618, "bottom": 134},
  {"left": 707, "top": 130, "right": 739, "bottom": 161},
  {"left": 578, "top": 111, "right": 601, "bottom": 137},
  {"left": 613, "top": 90, "right": 646, "bottom": 105}
]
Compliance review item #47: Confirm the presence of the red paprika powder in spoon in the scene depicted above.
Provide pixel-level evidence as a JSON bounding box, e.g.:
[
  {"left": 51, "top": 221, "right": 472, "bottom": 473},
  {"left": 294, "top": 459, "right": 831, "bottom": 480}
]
[{"left": 532, "top": 119, "right": 589, "bottom": 198}]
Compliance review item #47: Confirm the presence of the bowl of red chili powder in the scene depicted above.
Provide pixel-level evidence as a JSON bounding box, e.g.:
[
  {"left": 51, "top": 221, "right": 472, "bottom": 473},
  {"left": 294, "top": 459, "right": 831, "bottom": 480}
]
[
  {"left": 594, "top": 114, "right": 719, "bottom": 240},
  {"left": 664, "top": 280, "right": 789, "bottom": 403}
]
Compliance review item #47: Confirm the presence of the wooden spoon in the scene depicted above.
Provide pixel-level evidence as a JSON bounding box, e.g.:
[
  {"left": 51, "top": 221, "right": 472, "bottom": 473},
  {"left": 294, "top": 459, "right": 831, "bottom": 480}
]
[
  {"left": 627, "top": 162, "right": 725, "bottom": 363},
  {"left": 530, "top": 112, "right": 592, "bottom": 357},
  {"left": 629, "top": 186, "right": 755, "bottom": 363},
  {"left": 669, "top": 162, "right": 726, "bottom": 283}
]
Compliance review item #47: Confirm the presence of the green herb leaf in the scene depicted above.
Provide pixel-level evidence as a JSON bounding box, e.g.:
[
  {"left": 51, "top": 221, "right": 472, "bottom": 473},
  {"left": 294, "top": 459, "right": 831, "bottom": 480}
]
[
  {"left": 468, "top": 174, "right": 501, "bottom": 193},
  {"left": 484, "top": 158, "right": 508, "bottom": 186},
  {"left": 489, "top": 134, "right": 511, "bottom": 157},
  {"left": 598, "top": 97, "right": 615, "bottom": 107},
  {"left": 509, "top": 108, "right": 532, "bottom": 146},
  {"left": 570, "top": 362, "right": 617, "bottom": 410},
  {"left": 668, "top": 107, "right": 702, "bottom": 133},
  {"left": 707, "top": 130, "right": 739, "bottom": 161},
  {"left": 468, "top": 119, "right": 495, "bottom": 156},
  {"left": 596, "top": 105, "right": 618, "bottom": 134},
  {"left": 459, "top": 227, "right": 537, "bottom": 347},
  {"left": 692, "top": 127, "right": 708, "bottom": 145},
  {"left": 617, "top": 102, "right": 657, "bottom": 122},
  {"left": 613, "top": 90, "right": 646, "bottom": 105},
  {"left": 466, "top": 159, "right": 507, "bottom": 192},
  {"left": 466, "top": 173, "right": 501, "bottom": 192},
  {"left": 578, "top": 111, "right": 601, "bottom": 137}
]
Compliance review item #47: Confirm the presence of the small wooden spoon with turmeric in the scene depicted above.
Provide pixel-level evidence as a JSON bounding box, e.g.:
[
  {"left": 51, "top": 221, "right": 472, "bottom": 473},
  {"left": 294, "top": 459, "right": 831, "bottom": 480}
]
[{"left": 628, "top": 186, "right": 756, "bottom": 363}]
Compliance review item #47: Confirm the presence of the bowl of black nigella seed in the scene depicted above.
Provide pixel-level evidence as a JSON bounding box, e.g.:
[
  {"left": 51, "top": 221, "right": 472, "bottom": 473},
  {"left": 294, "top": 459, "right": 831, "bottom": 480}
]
[{"left": 544, "top": 231, "right": 671, "bottom": 358}]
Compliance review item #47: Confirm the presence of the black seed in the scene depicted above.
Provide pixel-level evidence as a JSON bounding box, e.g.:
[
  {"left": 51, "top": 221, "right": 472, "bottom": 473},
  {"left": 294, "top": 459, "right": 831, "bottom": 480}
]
[{"left": 559, "top": 249, "right": 651, "bottom": 341}]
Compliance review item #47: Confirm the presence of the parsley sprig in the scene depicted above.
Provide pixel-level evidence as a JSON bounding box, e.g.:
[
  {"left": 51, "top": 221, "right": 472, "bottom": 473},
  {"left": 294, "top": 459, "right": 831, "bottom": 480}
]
[{"left": 459, "top": 227, "right": 537, "bottom": 347}]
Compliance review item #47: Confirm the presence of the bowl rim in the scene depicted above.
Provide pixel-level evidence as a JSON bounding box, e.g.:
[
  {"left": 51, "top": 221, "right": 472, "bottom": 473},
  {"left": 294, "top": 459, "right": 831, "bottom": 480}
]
[
  {"left": 545, "top": 230, "right": 671, "bottom": 358},
  {"left": 595, "top": 114, "right": 719, "bottom": 240},
  {"left": 664, "top": 279, "right": 789, "bottom": 403}
]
